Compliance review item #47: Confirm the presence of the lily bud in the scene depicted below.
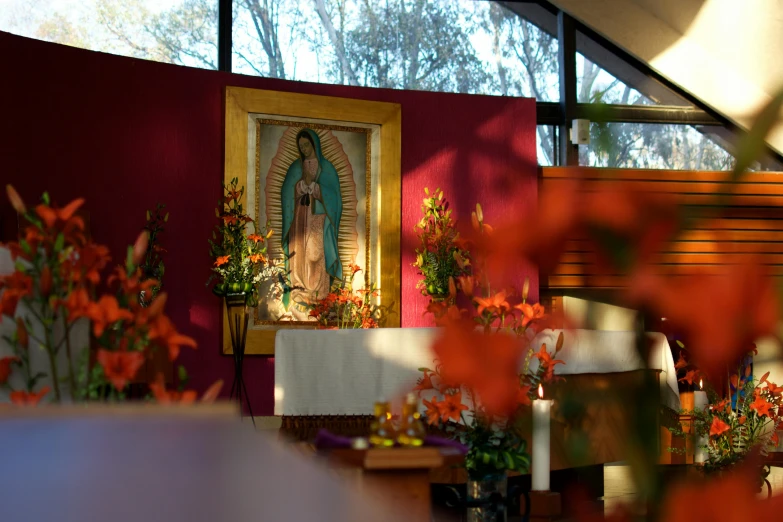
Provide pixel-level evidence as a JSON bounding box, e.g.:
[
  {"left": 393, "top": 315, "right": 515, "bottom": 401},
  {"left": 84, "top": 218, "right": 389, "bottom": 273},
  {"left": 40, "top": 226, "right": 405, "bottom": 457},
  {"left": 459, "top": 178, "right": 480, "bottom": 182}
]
[
  {"left": 475, "top": 203, "right": 483, "bottom": 223},
  {"left": 6, "top": 185, "right": 25, "bottom": 214},
  {"left": 16, "top": 318, "right": 28, "bottom": 350},
  {"left": 448, "top": 277, "right": 457, "bottom": 299},
  {"left": 266, "top": 229, "right": 274, "bottom": 238},
  {"left": 39, "top": 265, "right": 53, "bottom": 297},
  {"left": 132, "top": 231, "right": 149, "bottom": 266},
  {"left": 522, "top": 277, "right": 530, "bottom": 303},
  {"left": 458, "top": 276, "right": 474, "bottom": 297},
  {"left": 471, "top": 211, "right": 480, "bottom": 231},
  {"left": 147, "top": 292, "right": 168, "bottom": 318}
]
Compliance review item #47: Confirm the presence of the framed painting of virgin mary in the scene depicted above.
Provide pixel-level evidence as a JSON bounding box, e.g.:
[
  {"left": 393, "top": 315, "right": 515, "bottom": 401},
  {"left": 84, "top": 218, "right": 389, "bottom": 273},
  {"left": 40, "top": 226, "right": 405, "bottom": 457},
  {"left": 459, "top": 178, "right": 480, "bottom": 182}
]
[{"left": 223, "top": 87, "right": 401, "bottom": 355}]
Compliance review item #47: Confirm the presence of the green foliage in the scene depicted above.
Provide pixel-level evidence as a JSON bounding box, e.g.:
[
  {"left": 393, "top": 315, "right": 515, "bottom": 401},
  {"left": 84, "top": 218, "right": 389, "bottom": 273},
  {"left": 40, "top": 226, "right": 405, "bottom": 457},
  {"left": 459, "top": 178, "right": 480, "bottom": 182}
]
[
  {"left": 412, "top": 188, "right": 470, "bottom": 299},
  {"left": 456, "top": 418, "right": 530, "bottom": 478}
]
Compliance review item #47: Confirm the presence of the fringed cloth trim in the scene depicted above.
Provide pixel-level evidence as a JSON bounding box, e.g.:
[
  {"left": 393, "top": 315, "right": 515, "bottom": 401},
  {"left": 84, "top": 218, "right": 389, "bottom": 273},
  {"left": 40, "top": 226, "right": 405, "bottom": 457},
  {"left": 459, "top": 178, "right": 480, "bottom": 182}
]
[{"left": 279, "top": 415, "right": 374, "bottom": 442}]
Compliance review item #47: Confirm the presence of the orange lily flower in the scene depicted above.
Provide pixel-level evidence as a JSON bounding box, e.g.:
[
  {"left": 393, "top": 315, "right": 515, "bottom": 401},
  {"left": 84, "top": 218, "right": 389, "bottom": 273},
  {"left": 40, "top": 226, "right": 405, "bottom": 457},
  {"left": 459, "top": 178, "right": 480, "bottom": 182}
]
[
  {"left": 97, "top": 349, "right": 145, "bottom": 391},
  {"left": 86, "top": 295, "right": 134, "bottom": 337},
  {"left": 423, "top": 397, "right": 441, "bottom": 426},
  {"left": 0, "top": 271, "right": 33, "bottom": 318},
  {"left": 248, "top": 254, "right": 266, "bottom": 264},
  {"left": 674, "top": 353, "right": 688, "bottom": 370},
  {"left": 679, "top": 370, "right": 700, "bottom": 386},
  {"left": 148, "top": 315, "right": 197, "bottom": 361},
  {"left": 767, "top": 381, "right": 783, "bottom": 395},
  {"left": 222, "top": 215, "right": 239, "bottom": 225},
  {"left": 414, "top": 371, "right": 435, "bottom": 394},
  {"left": 60, "top": 287, "right": 91, "bottom": 321},
  {"left": 532, "top": 343, "right": 565, "bottom": 381},
  {"left": 437, "top": 392, "right": 469, "bottom": 423},
  {"left": 215, "top": 255, "right": 230, "bottom": 267},
  {"left": 247, "top": 234, "right": 264, "bottom": 243},
  {"left": 750, "top": 394, "right": 773, "bottom": 418},
  {"left": 709, "top": 416, "right": 730, "bottom": 437},
  {"left": 474, "top": 290, "right": 510, "bottom": 316},
  {"left": 0, "top": 356, "right": 19, "bottom": 385},
  {"left": 516, "top": 302, "right": 545, "bottom": 327},
  {"left": 10, "top": 386, "right": 50, "bottom": 406},
  {"left": 517, "top": 384, "right": 532, "bottom": 406},
  {"left": 150, "top": 374, "right": 225, "bottom": 404},
  {"left": 35, "top": 198, "right": 84, "bottom": 228}
]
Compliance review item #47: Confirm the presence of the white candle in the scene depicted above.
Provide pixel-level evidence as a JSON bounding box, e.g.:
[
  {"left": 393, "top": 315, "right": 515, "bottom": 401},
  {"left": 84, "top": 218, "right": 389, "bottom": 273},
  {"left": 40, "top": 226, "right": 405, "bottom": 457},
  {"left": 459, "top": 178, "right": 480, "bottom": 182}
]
[
  {"left": 533, "top": 384, "right": 552, "bottom": 491},
  {"left": 694, "top": 380, "right": 708, "bottom": 464}
]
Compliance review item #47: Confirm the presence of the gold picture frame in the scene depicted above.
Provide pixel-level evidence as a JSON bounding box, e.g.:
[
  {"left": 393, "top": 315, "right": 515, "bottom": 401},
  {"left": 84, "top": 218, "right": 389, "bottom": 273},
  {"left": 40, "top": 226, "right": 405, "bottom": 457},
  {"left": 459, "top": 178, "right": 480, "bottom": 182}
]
[{"left": 223, "top": 87, "right": 402, "bottom": 355}]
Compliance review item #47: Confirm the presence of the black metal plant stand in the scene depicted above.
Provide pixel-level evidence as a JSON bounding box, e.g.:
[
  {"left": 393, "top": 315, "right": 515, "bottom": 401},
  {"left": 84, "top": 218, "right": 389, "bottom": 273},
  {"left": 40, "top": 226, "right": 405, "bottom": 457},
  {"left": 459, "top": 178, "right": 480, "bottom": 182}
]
[{"left": 225, "top": 293, "right": 255, "bottom": 427}]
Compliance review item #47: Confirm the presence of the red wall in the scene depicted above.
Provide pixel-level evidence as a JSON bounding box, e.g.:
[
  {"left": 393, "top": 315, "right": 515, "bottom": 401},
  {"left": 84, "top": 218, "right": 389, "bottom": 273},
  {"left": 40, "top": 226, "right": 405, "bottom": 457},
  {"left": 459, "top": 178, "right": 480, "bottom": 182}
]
[{"left": 0, "top": 31, "right": 537, "bottom": 414}]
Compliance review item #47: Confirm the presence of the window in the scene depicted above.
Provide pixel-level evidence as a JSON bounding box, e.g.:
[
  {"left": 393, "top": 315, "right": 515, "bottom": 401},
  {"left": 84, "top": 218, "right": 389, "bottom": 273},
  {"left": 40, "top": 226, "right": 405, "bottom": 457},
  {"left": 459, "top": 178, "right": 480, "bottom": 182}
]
[
  {"left": 581, "top": 122, "right": 735, "bottom": 170},
  {"left": 231, "top": 1, "right": 559, "bottom": 99},
  {"left": 537, "top": 125, "right": 557, "bottom": 166},
  {"left": 0, "top": 0, "right": 218, "bottom": 70}
]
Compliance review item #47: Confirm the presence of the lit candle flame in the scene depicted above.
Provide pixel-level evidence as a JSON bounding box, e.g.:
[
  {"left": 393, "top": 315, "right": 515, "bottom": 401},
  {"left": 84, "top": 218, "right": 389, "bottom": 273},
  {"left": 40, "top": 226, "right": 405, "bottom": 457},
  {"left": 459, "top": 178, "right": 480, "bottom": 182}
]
[
  {"left": 538, "top": 384, "right": 544, "bottom": 399},
  {"left": 699, "top": 379, "right": 703, "bottom": 390}
]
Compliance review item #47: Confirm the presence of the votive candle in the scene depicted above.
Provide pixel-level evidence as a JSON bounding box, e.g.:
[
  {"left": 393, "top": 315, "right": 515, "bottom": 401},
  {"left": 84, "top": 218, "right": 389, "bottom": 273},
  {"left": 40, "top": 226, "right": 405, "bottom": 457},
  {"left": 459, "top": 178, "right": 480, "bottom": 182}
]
[{"left": 532, "top": 384, "right": 552, "bottom": 491}]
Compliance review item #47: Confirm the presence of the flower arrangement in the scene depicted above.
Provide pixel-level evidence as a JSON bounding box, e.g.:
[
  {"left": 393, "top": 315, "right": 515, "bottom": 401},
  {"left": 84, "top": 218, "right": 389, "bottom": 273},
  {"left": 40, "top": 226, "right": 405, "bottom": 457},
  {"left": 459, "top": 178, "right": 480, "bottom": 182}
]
[
  {"left": 412, "top": 188, "right": 470, "bottom": 300},
  {"left": 207, "top": 177, "right": 281, "bottom": 306},
  {"left": 305, "top": 264, "right": 387, "bottom": 328},
  {"left": 138, "top": 203, "right": 168, "bottom": 306},
  {"left": 416, "top": 202, "right": 564, "bottom": 478},
  {"left": 669, "top": 342, "right": 782, "bottom": 483},
  {"left": 0, "top": 185, "right": 220, "bottom": 404}
]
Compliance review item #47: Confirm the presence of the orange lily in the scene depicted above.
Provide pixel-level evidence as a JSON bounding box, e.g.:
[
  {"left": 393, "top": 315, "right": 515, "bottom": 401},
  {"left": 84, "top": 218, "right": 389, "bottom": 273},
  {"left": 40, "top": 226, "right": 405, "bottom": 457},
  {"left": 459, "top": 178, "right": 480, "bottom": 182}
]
[
  {"left": 35, "top": 198, "right": 84, "bottom": 228},
  {"left": 679, "top": 370, "right": 700, "bottom": 386},
  {"left": 148, "top": 315, "right": 197, "bottom": 361},
  {"left": 215, "top": 255, "right": 230, "bottom": 267},
  {"left": 423, "top": 397, "right": 441, "bottom": 426},
  {"left": 247, "top": 234, "right": 264, "bottom": 243},
  {"left": 750, "top": 394, "right": 773, "bottom": 418},
  {"left": 0, "top": 272, "right": 33, "bottom": 318},
  {"left": 709, "top": 416, "right": 730, "bottom": 437},
  {"left": 10, "top": 386, "right": 50, "bottom": 406},
  {"left": 414, "top": 371, "right": 435, "bottom": 394},
  {"left": 474, "top": 290, "right": 510, "bottom": 316},
  {"left": 86, "top": 295, "right": 134, "bottom": 337},
  {"left": 516, "top": 302, "right": 545, "bottom": 326},
  {"left": 437, "top": 392, "right": 469, "bottom": 423},
  {"left": 532, "top": 343, "right": 565, "bottom": 381},
  {"left": 457, "top": 275, "right": 474, "bottom": 297},
  {"left": 97, "top": 349, "right": 145, "bottom": 391}
]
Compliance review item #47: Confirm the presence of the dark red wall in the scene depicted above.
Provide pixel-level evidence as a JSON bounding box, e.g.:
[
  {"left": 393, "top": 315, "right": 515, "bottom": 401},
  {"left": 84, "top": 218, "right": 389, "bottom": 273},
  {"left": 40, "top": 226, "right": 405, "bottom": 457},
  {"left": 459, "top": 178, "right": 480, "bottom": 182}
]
[{"left": 0, "top": 31, "right": 537, "bottom": 414}]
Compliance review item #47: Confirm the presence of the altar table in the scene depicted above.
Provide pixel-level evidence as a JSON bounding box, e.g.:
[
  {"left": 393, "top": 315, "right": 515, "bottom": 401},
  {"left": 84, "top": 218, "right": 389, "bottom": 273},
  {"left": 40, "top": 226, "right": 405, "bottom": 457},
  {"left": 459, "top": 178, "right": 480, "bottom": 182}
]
[{"left": 274, "top": 327, "right": 680, "bottom": 417}]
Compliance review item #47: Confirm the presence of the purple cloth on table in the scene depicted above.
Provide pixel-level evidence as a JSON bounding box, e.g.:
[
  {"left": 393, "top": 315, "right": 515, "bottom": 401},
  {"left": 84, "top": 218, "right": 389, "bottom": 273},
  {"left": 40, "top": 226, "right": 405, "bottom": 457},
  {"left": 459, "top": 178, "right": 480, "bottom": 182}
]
[{"left": 313, "top": 429, "right": 468, "bottom": 454}]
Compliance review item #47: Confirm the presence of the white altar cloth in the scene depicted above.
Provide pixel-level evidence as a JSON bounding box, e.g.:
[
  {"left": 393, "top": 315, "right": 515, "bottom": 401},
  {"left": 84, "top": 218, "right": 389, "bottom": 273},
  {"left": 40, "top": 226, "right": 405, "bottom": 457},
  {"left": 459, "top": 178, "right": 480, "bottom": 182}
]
[{"left": 273, "top": 328, "right": 680, "bottom": 416}]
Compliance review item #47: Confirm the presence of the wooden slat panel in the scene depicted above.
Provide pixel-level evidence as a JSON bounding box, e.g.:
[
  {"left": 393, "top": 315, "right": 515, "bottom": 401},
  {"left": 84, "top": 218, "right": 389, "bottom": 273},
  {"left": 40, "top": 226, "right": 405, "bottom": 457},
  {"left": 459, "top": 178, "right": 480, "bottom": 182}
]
[
  {"left": 560, "top": 252, "right": 783, "bottom": 265},
  {"left": 552, "top": 264, "right": 783, "bottom": 276},
  {"left": 540, "top": 167, "right": 783, "bottom": 289},
  {"left": 543, "top": 178, "right": 783, "bottom": 196},
  {"left": 565, "top": 240, "right": 783, "bottom": 254},
  {"left": 541, "top": 167, "right": 783, "bottom": 185}
]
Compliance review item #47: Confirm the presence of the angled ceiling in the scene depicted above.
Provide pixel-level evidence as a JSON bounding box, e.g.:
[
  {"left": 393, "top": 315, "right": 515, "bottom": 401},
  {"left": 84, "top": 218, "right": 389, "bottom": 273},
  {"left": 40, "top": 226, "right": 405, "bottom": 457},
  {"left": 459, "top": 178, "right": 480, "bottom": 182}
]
[{"left": 546, "top": 0, "right": 783, "bottom": 156}]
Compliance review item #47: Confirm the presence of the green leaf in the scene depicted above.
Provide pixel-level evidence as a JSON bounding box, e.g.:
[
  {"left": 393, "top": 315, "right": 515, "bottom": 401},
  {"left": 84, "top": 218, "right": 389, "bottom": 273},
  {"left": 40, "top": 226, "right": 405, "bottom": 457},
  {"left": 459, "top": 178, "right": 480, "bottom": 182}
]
[{"left": 54, "top": 233, "right": 65, "bottom": 252}]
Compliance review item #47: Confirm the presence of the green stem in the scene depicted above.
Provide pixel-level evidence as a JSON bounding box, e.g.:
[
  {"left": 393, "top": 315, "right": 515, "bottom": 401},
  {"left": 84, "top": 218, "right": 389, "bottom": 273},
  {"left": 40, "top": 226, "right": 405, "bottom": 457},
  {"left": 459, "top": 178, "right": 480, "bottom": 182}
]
[
  {"left": 61, "top": 314, "right": 76, "bottom": 400},
  {"left": 43, "top": 319, "right": 62, "bottom": 402}
]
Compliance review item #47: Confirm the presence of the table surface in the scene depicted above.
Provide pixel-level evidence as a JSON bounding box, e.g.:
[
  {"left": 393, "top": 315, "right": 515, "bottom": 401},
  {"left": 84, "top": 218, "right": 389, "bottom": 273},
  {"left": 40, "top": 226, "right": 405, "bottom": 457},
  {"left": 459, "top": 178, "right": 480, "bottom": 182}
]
[{"left": 0, "top": 405, "right": 406, "bottom": 522}]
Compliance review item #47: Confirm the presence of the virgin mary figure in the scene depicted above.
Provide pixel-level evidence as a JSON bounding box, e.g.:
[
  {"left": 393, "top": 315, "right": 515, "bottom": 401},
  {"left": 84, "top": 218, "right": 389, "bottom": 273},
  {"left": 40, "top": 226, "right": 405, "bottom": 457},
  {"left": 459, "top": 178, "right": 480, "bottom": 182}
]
[{"left": 281, "top": 129, "right": 343, "bottom": 320}]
